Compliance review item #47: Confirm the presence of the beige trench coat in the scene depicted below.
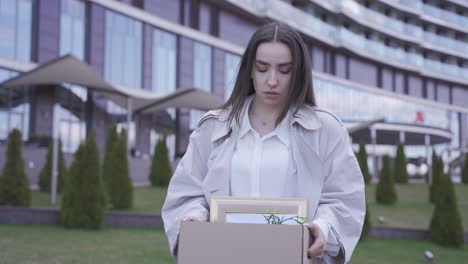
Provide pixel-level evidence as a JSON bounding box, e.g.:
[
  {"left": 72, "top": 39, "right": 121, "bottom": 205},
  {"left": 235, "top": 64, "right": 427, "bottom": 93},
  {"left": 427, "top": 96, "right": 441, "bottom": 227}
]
[{"left": 162, "top": 102, "right": 365, "bottom": 264}]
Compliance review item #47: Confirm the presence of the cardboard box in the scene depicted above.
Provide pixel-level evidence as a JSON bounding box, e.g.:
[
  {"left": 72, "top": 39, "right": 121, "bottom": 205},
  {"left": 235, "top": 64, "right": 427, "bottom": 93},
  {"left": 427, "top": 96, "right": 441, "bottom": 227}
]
[{"left": 178, "top": 221, "right": 318, "bottom": 264}]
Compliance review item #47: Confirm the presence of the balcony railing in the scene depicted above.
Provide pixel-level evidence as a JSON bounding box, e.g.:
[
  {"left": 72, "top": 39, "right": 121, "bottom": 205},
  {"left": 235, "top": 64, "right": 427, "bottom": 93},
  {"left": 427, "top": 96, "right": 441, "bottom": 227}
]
[
  {"left": 398, "top": 0, "right": 423, "bottom": 9},
  {"left": 333, "top": 0, "right": 468, "bottom": 56},
  {"left": 338, "top": 0, "right": 409, "bottom": 38},
  {"left": 423, "top": 32, "right": 468, "bottom": 55},
  {"left": 398, "top": 0, "right": 468, "bottom": 29},
  {"left": 266, "top": 0, "right": 337, "bottom": 41},
  {"left": 229, "top": 0, "right": 468, "bottom": 82}
]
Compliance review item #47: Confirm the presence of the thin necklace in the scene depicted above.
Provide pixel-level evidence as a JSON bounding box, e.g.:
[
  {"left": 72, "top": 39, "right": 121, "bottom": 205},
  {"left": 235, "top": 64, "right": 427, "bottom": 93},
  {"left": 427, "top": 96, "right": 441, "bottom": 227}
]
[{"left": 251, "top": 110, "right": 277, "bottom": 126}]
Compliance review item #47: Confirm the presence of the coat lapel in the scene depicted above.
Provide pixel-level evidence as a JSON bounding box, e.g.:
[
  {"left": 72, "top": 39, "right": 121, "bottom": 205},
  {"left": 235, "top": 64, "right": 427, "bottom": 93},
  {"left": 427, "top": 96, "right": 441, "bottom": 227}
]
[{"left": 203, "top": 123, "right": 239, "bottom": 206}]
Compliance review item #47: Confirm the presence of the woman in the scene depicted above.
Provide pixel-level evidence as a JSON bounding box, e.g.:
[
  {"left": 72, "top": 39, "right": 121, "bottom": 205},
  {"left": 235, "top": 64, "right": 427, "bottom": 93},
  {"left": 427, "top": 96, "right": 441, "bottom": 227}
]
[{"left": 162, "top": 22, "right": 365, "bottom": 264}]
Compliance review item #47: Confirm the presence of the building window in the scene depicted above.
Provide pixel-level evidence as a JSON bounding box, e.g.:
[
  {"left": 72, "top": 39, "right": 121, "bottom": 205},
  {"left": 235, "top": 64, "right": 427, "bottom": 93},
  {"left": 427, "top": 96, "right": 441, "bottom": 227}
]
[
  {"left": 224, "top": 52, "right": 240, "bottom": 101},
  {"left": 0, "top": 68, "right": 29, "bottom": 141},
  {"left": 0, "top": 67, "right": 17, "bottom": 82},
  {"left": 57, "top": 105, "right": 85, "bottom": 153},
  {"left": 55, "top": 85, "right": 87, "bottom": 153},
  {"left": 0, "top": 0, "right": 32, "bottom": 61},
  {"left": 152, "top": 28, "right": 177, "bottom": 95},
  {"left": 150, "top": 28, "right": 177, "bottom": 159},
  {"left": 150, "top": 130, "right": 175, "bottom": 160},
  {"left": 190, "top": 41, "right": 212, "bottom": 129},
  {"left": 104, "top": 10, "right": 142, "bottom": 88},
  {"left": 105, "top": 101, "right": 136, "bottom": 149},
  {"left": 59, "top": 0, "right": 86, "bottom": 152},
  {"left": 60, "top": 0, "right": 85, "bottom": 60},
  {"left": 313, "top": 78, "right": 450, "bottom": 130}
]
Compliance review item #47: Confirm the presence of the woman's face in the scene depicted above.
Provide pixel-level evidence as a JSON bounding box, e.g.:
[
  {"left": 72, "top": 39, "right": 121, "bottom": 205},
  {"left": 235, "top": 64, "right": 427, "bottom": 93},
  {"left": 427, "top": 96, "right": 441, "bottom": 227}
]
[{"left": 252, "top": 41, "right": 292, "bottom": 108}]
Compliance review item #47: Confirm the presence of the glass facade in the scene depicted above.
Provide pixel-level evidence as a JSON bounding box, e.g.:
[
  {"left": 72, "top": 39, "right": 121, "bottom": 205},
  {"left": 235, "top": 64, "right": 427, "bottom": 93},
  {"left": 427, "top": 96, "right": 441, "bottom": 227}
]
[
  {"left": 152, "top": 28, "right": 177, "bottom": 96},
  {"left": 0, "top": 68, "right": 29, "bottom": 140},
  {"left": 190, "top": 41, "right": 212, "bottom": 129},
  {"left": 0, "top": 67, "right": 17, "bottom": 82},
  {"left": 150, "top": 28, "right": 177, "bottom": 158},
  {"left": 55, "top": 85, "right": 87, "bottom": 153},
  {"left": 105, "top": 100, "right": 136, "bottom": 149},
  {"left": 150, "top": 130, "right": 175, "bottom": 160},
  {"left": 0, "top": 0, "right": 464, "bottom": 164},
  {"left": 59, "top": 0, "right": 86, "bottom": 152},
  {"left": 60, "top": 0, "right": 85, "bottom": 60},
  {"left": 104, "top": 10, "right": 143, "bottom": 88},
  {"left": 314, "top": 78, "right": 451, "bottom": 130},
  {"left": 313, "top": 75, "right": 468, "bottom": 160},
  {"left": 224, "top": 52, "right": 241, "bottom": 100},
  {"left": 0, "top": 0, "right": 32, "bottom": 62}
]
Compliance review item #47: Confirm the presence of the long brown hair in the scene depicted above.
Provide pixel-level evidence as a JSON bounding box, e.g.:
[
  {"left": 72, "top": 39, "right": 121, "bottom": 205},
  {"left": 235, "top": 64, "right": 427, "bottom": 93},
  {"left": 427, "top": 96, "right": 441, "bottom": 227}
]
[{"left": 222, "top": 22, "right": 316, "bottom": 126}]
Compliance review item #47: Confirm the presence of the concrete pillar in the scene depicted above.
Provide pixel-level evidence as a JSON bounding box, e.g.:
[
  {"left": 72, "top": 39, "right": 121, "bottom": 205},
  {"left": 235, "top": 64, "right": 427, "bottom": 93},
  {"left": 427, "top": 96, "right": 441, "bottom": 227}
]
[
  {"left": 371, "top": 126, "right": 378, "bottom": 180},
  {"left": 127, "top": 96, "right": 133, "bottom": 150},
  {"left": 399, "top": 131, "right": 406, "bottom": 144}
]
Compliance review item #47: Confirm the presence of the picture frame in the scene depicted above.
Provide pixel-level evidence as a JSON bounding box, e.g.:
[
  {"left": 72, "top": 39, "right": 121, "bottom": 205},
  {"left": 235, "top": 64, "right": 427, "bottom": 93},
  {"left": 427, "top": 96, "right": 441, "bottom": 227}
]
[{"left": 210, "top": 196, "right": 308, "bottom": 225}]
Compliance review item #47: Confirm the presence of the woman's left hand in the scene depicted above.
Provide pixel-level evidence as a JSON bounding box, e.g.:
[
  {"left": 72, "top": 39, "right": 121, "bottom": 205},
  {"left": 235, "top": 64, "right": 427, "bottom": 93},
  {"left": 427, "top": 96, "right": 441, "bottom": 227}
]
[{"left": 306, "top": 223, "right": 326, "bottom": 258}]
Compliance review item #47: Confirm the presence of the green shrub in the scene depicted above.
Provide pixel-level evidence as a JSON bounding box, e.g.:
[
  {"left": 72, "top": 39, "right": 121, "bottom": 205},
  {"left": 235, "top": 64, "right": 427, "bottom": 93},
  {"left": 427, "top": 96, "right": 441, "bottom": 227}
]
[
  {"left": 0, "top": 129, "right": 31, "bottom": 206},
  {"left": 106, "top": 130, "right": 133, "bottom": 210},
  {"left": 429, "top": 173, "right": 464, "bottom": 248},
  {"left": 149, "top": 136, "right": 172, "bottom": 187},
  {"left": 394, "top": 143, "right": 408, "bottom": 184},
  {"left": 360, "top": 203, "right": 371, "bottom": 241},
  {"left": 357, "top": 142, "right": 371, "bottom": 184},
  {"left": 38, "top": 140, "right": 67, "bottom": 192},
  {"left": 376, "top": 155, "right": 397, "bottom": 205},
  {"left": 61, "top": 133, "right": 107, "bottom": 229},
  {"left": 429, "top": 151, "right": 443, "bottom": 204},
  {"left": 102, "top": 125, "right": 118, "bottom": 195},
  {"left": 462, "top": 153, "right": 468, "bottom": 185}
]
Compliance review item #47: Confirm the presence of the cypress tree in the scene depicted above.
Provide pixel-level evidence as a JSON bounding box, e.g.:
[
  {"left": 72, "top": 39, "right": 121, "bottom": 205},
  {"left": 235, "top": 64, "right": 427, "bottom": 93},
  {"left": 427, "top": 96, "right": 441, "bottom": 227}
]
[
  {"left": 394, "top": 143, "right": 408, "bottom": 184},
  {"left": 429, "top": 173, "right": 464, "bottom": 248},
  {"left": 376, "top": 155, "right": 397, "bottom": 205},
  {"left": 107, "top": 130, "right": 133, "bottom": 210},
  {"left": 149, "top": 140, "right": 159, "bottom": 187},
  {"left": 58, "top": 141, "right": 67, "bottom": 191},
  {"left": 102, "top": 124, "right": 119, "bottom": 194},
  {"left": 429, "top": 151, "right": 443, "bottom": 204},
  {"left": 38, "top": 140, "right": 67, "bottom": 192},
  {"left": 360, "top": 203, "right": 371, "bottom": 241},
  {"left": 0, "top": 129, "right": 31, "bottom": 206},
  {"left": 462, "top": 153, "right": 468, "bottom": 185},
  {"left": 149, "top": 136, "right": 173, "bottom": 187},
  {"left": 61, "top": 133, "right": 107, "bottom": 229},
  {"left": 357, "top": 142, "right": 371, "bottom": 184}
]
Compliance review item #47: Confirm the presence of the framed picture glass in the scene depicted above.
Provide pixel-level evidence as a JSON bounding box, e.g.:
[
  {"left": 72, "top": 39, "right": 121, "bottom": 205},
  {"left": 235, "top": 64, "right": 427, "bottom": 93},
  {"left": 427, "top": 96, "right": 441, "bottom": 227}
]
[{"left": 210, "top": 196, "right": 308, "bottom": 225}]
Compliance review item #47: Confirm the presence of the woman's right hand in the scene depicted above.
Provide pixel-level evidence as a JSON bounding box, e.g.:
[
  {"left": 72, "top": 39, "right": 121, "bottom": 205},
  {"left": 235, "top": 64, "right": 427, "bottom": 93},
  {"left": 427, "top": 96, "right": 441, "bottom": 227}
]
[{"left": 183, "top": 216, "right": 201, "bottom": 222}]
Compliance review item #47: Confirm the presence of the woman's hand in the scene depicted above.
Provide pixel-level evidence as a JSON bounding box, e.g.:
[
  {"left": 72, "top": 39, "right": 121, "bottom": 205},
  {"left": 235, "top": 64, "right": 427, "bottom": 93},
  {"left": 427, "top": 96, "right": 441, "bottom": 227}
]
[
  {"left": 183, "top": 216, "right": 201, "bottom": 222},
  {"left": 306, "top": 223, "right": 326, "bottom": 258}
]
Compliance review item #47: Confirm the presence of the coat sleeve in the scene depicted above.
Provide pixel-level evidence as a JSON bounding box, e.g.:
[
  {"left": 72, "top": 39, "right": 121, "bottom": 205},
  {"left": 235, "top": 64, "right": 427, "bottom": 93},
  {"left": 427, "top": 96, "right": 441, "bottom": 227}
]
[
  {"left": 161, "top": 119, "right": 213, "bottom": 256},
  {"left": 316, "top": 126, "right": 366, "bottom": 264}
]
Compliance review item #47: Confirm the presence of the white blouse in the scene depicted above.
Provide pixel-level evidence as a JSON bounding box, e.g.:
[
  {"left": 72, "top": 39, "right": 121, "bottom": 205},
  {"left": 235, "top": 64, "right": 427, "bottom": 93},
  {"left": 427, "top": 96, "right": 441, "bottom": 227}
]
[
  {"left": 229, "top": 97, "right": 340, "bottom": 257},
  {"left": 230, "top": 99, "right": 290, "bottom": 197}
]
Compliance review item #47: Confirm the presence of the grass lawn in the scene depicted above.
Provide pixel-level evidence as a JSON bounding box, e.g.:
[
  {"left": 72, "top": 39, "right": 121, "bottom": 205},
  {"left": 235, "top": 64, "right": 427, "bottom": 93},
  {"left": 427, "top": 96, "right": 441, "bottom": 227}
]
[
  {"left": 32, "top": 186, "right": 168, "bottom": 214},
  {"left": 0, "top": 225, "right": 173, "bottom": 264},
  {"left": 365, "top": 183, "right": 468, "bottom": 230},
  {"left": 0, "top": 225, "right": 466, "bottom": 264},
  {"left": 352, "top": 237, "right": 468, "bottom": 264},
  {"left": 32, "top": 184, "right": 468, "bottom": 231}
]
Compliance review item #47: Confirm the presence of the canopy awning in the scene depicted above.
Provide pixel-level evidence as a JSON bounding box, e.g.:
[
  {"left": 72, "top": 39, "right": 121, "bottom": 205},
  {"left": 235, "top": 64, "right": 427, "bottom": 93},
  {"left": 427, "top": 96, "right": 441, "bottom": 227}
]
[
  {"left": 0, "top": 55, "right": 223, "bottom": 113},
  {"left": 346, "top": 118, "right": 385, "bottom": 134},
  {"left": 347, "top": 121, "right": 452, "bottom": 145}
]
